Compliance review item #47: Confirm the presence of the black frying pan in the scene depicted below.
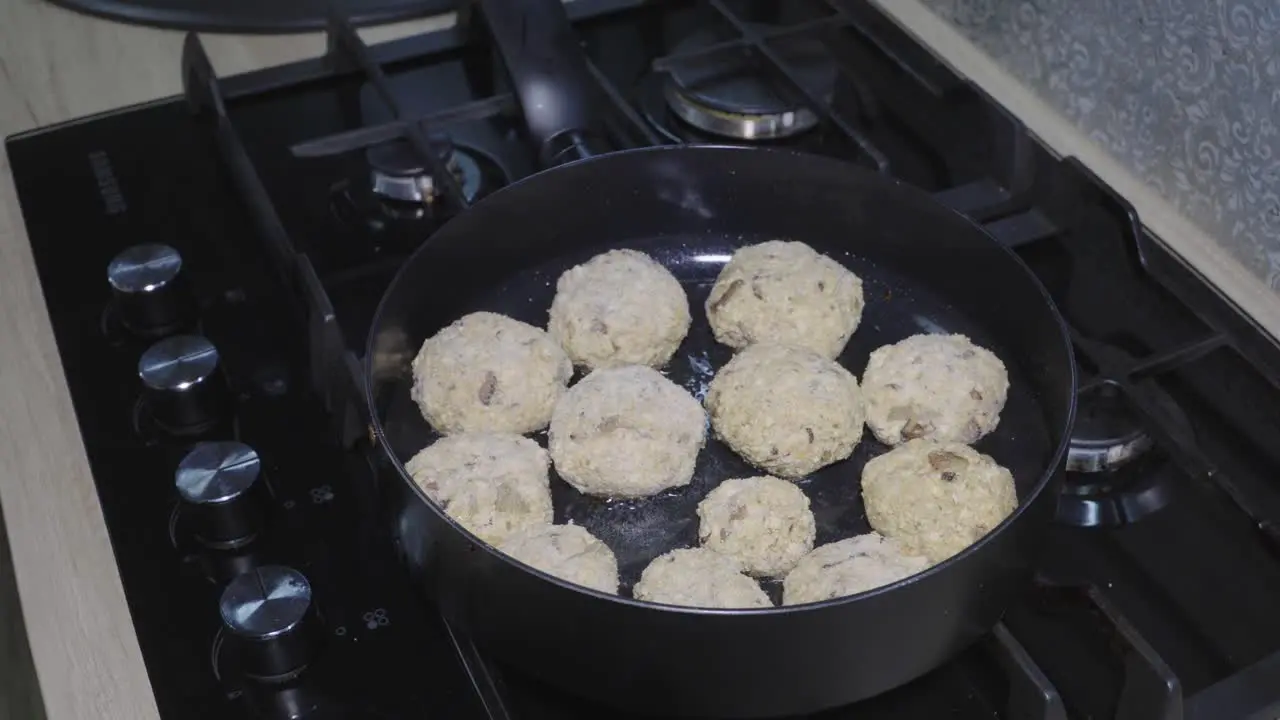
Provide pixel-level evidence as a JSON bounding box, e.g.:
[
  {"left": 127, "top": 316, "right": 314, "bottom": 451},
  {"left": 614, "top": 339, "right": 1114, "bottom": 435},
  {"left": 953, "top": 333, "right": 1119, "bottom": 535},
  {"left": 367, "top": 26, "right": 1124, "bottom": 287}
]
[{"left": 363, "top": 2, "right": 1076, "bottom": 717}]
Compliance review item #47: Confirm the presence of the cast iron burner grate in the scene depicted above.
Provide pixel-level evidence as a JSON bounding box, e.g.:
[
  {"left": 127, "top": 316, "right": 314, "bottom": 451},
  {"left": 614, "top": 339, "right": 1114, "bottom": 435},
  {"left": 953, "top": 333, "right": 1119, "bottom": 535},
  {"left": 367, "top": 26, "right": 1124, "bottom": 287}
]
[
  {"left": 180, "top": 1, "right": 1280, "bottom": 716},
  {"left": 457, "top": 619, "right": 1071, "bottom": 720},
  {"left": 177, "top": 3, "right": 1280, "bottom": 716}
]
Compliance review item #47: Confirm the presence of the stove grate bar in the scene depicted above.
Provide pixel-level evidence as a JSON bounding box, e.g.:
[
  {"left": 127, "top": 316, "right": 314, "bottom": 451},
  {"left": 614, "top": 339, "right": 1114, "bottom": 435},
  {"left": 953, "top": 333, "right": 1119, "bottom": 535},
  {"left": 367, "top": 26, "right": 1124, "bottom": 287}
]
[
  {"left": 1086, "top": 587, "right": 1184, "bottom": 720},
  {"left": 585, "top": 58, "right": 665, "bottom": 148},
  {"left": 182, "top": 33, "right": 299, "bottom": 293},
  {"left": 931, "top": 179, "right": 1012, "bottom": 219},
  {"left": 324, "top": 8, "right": 469, "bottom": 209},
  {"left": 289, "top": 94, "right": 518, "bottom": 159},
  {"left": 1060, "top": 157, "right": 1280, "bottom": 388},
  {"left": 650, "top": 14, "right": 849, "bottom": 73},
  {"left": 822, "top": 0, "right": 966, "bottom": 98},
  {"left": 989, "top": 623, "right": 1068, "bottom": 720},
  {"left": 1126, "top": 334, "right": 1230, "bottom": 381},
  {"left": 700, "top": 0, "right": 891, "bottom": 173},
  {"left": 183, "top": 22, "right": 382, "bottom": 445},
  {"left": 981, "top": 210, "right": 1059, "bottom": 249},
  {"left": 1075, "top": 334, "right": 1230, "bottom": 396},
  {"left": 936, "top": 177, "right": 1059, "bottom": 250},
  {"left": 1055, "top": 158, "right": 1280, "bottom": 562},
  {"left": 297, "top": 255, "right": 370, "bottom": 444},
  {"left": 1070, "top": 329, "right": 1280, "bottom": 562},
  {"left": 1185, "top": 646, "right": 1280, "bottom": 720},
  {"left": 1133, "top": 227, "right": 1280, "bottom": 391}
]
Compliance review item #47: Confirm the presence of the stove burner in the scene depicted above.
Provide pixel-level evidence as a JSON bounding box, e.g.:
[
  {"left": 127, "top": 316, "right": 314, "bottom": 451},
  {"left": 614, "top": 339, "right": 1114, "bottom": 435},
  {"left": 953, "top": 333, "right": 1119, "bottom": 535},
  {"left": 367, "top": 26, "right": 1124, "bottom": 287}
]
[
  {"left": 1066, "top": 385, "right": 1153, "bottom": 473},
  {"left": 1055, "top": 453, "right": 1180, "bottom": 528},
  {"left": 366, "top": 139, "right": 487, "bottom": 205},
  {"left": 663, "top": 26, "right": 837, "bottom": 140},
  {"left": 1055, "top": 384, "right": 1195, "bottom": 527},
  {"left": 637, "top": 73, "right": 712, "bottom": 144}
]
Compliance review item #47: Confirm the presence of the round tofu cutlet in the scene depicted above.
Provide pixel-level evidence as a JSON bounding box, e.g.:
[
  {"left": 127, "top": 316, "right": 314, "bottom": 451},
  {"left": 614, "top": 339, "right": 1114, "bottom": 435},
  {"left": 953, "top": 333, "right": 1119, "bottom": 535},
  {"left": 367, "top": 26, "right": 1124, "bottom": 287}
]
[
  {"left": 548, "top": 365, "right": 706, "bottom": 498},
  {"left": 497, "top": 523, "right": 620, "bottom": 594},
  {"left": 705, "top": 344, "right": 865, "bottom": 479},
  {"left": 697, "top": 476, "right": 816, "bottom": 578},
  {"left": 783, "top": 533, "right": 930, "bottom": 605},
  {"left": 705, "top": 240, "right": 865, "bottom": 359},
  {"left": 404, "top": 433, "right": 553, "bottom": 546},
  {"left": 548, "top": 249, "right": 691, "bottom": 370},
  {"left": 861, "top": 439, "right": 1017, "bottom": 563},
  {"left": 633, "top": 548, "right": 772, "bottom": 609},
  {"left": 411, "top": 311, "right": 572, "bottom": 435},
  {"left": 861, "top": 333, "right": 1008, "bottom": 445}
]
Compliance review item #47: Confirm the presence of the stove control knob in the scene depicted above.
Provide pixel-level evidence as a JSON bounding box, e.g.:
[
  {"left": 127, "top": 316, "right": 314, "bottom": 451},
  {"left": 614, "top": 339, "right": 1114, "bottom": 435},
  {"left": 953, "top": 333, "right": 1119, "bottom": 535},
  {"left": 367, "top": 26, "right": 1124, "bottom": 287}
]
[
  {"left": 138, "top": 334, "right": 226, "bottom": 433},
  {"left": 220, "top": 566, "right": 322, "bottom": 680},
  {"left": 177, "top": 442, "right": 265, "bottom": 548},
  {"left": 107, "top": 244, "right": 186, "bottom": 334}
]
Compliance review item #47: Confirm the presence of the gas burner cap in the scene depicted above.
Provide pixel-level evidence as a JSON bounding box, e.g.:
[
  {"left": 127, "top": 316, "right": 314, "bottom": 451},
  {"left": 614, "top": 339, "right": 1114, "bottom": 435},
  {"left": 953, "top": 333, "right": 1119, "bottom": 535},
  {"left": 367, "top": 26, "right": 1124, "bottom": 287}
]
[
  {"left": 1066, "top": 387, "right": 1154, "bottom": 473},
  {"left": 1055, "top": 453, "right": 1178, "bottom": 527},
  {"left": 366, "top": 139, "right": 485, "bottom": 205},
  {"left": 664, "top": 26, "right": 837, "bottom": 140}
]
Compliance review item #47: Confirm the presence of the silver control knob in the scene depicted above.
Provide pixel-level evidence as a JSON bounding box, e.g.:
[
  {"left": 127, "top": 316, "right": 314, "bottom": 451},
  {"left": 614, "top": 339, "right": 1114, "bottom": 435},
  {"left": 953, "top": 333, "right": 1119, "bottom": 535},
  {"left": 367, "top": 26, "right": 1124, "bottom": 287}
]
[
  {"left": 176, "top": 442, "right": 265, "bottom": 548},
  {"left": 138, "top": 334, "right": 226, "bottom": 433},
  {"left": 220, "top": 566, "right": 320, "bottom": 679},
  {"left": 107, "top": 244, "right": 186, "bottom": 334}
]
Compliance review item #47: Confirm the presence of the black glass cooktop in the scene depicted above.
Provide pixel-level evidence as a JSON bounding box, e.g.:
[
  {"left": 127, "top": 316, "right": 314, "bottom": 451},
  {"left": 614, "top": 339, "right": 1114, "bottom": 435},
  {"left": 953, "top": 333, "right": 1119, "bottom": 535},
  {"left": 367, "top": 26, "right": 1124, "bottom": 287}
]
[{"left": 8, "top": 1, "right": 1280, "bottom": 718}]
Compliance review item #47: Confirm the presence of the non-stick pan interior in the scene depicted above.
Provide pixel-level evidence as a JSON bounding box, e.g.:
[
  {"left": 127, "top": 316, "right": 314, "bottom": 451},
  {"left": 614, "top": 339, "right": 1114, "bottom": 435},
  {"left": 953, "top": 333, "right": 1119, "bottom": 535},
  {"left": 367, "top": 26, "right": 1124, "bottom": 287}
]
[{"left": 376, "top": 230, "right": 1054, "bottom": 598}]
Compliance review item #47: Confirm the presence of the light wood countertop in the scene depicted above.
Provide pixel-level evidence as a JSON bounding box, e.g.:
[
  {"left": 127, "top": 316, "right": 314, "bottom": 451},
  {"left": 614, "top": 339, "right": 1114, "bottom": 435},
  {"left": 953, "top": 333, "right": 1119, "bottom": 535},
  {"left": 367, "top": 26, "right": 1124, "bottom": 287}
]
[{"left": 0, "top": 2, "right": 1277, "bottom": 719}]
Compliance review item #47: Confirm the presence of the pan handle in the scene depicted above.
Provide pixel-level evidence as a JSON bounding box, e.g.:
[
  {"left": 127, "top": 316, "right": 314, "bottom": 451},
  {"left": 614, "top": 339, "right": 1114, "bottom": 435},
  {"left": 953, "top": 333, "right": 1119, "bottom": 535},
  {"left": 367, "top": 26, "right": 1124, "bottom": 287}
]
[{"left": 474, "top": 0, "right": 613, "bottom": 167}]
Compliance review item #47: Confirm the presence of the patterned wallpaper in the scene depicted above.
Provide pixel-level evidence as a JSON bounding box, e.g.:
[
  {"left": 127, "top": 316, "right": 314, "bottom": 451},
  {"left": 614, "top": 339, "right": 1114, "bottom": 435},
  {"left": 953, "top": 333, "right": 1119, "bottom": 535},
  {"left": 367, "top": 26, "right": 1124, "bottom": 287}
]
[{"left": 922, "top": 0, "right": 1280, "bottom": 291}]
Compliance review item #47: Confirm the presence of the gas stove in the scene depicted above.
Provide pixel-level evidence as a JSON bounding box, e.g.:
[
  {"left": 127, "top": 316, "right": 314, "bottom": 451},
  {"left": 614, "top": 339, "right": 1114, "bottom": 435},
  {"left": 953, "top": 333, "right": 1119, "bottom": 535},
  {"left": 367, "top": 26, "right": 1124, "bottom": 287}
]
[{"left": 8, "top": 1, "right": 1280, "bottom": 718}]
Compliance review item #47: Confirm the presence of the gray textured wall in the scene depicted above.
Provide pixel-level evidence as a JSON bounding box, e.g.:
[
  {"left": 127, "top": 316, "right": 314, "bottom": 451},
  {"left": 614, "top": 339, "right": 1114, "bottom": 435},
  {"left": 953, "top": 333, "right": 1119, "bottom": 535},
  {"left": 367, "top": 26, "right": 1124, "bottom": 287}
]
[{"left": 923, "top": 0, "right": 1280, "bottom": 291}]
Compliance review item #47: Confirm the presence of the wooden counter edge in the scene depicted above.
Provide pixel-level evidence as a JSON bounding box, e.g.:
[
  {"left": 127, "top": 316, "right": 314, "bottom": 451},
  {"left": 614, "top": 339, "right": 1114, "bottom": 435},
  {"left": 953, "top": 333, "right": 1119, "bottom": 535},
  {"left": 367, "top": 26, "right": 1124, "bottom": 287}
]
[
  {"left": 871, "top": 0, "right": 1280, "bottom": 345},
  {"left": 0, "top": 162, "right": 156, "bottom": 719}
]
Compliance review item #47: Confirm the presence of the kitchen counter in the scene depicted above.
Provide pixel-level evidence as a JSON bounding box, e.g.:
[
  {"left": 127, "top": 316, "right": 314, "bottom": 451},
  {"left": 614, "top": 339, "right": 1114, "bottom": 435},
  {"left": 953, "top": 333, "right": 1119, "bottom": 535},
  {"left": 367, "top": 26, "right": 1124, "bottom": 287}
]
[{"left": 0, "top": 1, "right": 1277, "bottom": 718}]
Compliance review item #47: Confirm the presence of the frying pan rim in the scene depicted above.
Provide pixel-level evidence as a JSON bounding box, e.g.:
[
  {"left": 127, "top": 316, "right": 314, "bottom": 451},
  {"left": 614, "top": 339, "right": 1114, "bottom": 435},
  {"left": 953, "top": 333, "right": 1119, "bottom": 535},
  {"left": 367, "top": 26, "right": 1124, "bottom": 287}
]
[{"left": 363, "top": 143, "right": 1079, "bottom": 616}]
